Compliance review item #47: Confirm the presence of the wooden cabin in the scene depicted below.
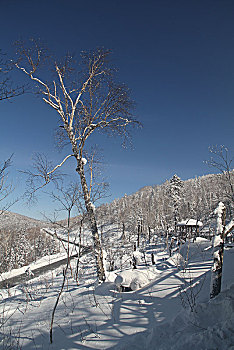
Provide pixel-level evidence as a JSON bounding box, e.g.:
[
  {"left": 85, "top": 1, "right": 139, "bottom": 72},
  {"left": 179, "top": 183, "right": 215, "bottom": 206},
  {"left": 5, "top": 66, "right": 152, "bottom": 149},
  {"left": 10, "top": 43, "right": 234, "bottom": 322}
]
[{"left": 177, "top": 219, "right": 203, "bottom": 239}]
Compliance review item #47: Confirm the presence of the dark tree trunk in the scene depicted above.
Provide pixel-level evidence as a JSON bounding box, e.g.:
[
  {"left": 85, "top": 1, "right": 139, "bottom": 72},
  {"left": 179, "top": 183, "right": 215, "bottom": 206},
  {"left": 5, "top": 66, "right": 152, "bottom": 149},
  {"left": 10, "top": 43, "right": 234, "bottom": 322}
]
[
  {"left": 210, "top": 242, "right": 224, "bottom": 298},
  {"left": 122, "top": 222, "right": 125, "bottom": 240},
  {"left": 137, "top": 223, "right": 140, "bottom": 247},
  {"left": 148, "top": 226, "right": 151, "bottom": 243}
]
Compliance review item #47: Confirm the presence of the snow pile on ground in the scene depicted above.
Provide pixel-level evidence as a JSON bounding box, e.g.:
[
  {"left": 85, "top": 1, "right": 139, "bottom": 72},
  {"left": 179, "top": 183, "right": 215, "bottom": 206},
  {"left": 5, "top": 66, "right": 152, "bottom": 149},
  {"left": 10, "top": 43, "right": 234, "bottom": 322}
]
[
  {"left": 167, "top": 252, "right": 185, "bottom": 268},
  {"left": 114, "top": 268, "right": 156, "bottom": 291},
  {"left": 112, "top": 283, "right": 234, "bottom": 350}
]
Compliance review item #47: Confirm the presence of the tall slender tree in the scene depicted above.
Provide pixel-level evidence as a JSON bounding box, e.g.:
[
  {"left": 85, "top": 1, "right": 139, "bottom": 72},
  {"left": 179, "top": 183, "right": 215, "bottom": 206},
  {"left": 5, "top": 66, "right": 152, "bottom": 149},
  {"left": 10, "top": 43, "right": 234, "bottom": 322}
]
[{"left": 14, "top": 40, "right": 140, "bottom": 282}]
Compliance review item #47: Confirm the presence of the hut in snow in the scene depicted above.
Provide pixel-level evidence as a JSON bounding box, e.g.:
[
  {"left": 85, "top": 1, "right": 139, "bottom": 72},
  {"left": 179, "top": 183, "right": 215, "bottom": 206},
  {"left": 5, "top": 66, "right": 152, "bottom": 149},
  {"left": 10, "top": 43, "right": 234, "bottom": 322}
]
[{"left": 177, "top": 219, "right": 203, "bottom": 239}]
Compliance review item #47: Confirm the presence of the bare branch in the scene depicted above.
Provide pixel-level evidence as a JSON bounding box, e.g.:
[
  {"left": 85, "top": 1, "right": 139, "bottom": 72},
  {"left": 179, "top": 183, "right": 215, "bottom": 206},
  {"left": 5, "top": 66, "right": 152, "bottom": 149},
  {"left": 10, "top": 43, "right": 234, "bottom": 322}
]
[
  {"left": 205, "top": 145, "right": 234, "bottom": 206},
  {"left": 21, "top": 153, "right": 72, "bottom": 203},
  {"left": 0, "top": 155, "right": 17, "bottom": 213},
  {"left": 0, "top": 50, "right": 25, "bottom": 101}
]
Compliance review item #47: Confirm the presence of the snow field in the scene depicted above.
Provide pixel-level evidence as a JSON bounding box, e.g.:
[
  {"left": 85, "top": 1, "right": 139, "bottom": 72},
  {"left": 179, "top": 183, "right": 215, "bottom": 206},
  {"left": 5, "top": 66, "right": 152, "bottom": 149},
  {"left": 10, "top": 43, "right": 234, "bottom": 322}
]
[{"left": 0, "top": 236, "right": 233, "bottom": 349}]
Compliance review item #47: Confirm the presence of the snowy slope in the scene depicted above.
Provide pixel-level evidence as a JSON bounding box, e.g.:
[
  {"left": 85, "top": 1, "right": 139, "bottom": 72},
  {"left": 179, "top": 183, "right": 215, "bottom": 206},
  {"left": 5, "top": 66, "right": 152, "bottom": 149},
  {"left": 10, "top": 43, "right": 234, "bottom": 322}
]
[
  {"left": 110, "top": 284, "right": 234, "bottom": 350},
  {"left": 111, "top": 246, "right": 234, "bottom": 350},
  {"left": 0, "top": 238, "right": 233, "bottom": 349}
]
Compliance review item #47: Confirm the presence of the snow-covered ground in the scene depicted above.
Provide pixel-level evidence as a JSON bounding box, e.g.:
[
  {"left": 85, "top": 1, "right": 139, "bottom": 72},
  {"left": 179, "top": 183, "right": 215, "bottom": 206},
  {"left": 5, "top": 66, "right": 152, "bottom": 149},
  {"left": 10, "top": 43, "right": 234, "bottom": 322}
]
[{"left": 0, "top": 236, "right": 234, "bottom": 349}]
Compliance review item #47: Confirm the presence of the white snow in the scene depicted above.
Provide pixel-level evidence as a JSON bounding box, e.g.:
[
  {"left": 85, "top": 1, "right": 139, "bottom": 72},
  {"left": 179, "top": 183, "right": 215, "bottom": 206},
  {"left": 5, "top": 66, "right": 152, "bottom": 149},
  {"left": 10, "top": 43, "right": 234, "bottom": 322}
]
[
  {"left": 167, "top": 252, "right": 185, "bottom": 268},
  {"left": 112, "top": 247, "right": 234, "bottom": 350},
  {"left": 132, "top": 249, "right": 143, "bottom": 264},
  {"left": 0, "top": 251, "right": 70, "bottom": 281},
  {"left": 81, "top": 157, "right": 87, "bottom": 165},
  {"left": 90, "top": 202, "right": 96, "bottom": 211},
  {"left": 224, "top": 219, "right": 234, "bottom": 235},
  {"left": 214, "top": 201, "right": 225, "bottom": 235},
  {"left": 0, "top": 231, "right": 233, "bottom": 350},
  {"left": 112, "top": 283, "right": 234, "bottom": 350},
  {"left": 177, "top": 218, "right": 203, "bottom": 226},
  {"left": 213, "top": 234, "right": 223, "bottom": 248}
]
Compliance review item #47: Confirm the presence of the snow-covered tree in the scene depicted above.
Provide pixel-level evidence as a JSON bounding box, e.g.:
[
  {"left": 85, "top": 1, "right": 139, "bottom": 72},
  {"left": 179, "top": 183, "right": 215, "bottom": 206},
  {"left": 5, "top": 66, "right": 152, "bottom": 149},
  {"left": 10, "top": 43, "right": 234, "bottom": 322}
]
[
  {"left": 0, "top": 226, "right": 59, "bottom": 274},
  {"left": 210, "top": 202, "right": 234, "bottom": 298},
  {"left": 167, "top": 174, "right": 184, "bottom": 231}
]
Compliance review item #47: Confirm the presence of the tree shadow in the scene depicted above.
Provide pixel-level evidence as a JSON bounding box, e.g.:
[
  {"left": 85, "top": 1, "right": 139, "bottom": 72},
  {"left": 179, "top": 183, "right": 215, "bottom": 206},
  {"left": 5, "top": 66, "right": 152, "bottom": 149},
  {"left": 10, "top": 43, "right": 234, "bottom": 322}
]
[{"left": 3, "top": 252, "right": 212, "bottom": 349}]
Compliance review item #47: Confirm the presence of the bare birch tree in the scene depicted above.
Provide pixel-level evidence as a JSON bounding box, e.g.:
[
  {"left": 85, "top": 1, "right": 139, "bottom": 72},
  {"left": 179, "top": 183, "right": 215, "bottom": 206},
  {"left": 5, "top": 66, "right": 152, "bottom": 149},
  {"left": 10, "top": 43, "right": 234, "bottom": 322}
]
[{"left": 14, "top": 40, "right": 139, "bottom": 282}]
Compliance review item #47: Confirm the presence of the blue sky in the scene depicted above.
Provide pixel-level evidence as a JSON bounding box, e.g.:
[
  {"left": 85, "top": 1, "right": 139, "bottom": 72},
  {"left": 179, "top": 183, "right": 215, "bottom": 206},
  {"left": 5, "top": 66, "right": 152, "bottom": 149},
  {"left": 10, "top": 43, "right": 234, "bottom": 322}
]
[{"left": 1, "top": 0, "right": 234, "bottom": 219}]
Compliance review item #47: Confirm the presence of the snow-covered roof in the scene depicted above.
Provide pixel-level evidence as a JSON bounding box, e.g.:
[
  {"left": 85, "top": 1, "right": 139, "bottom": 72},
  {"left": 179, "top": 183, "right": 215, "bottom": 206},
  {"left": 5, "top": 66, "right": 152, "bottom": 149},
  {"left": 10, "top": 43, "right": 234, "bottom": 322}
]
[{"left": 177, "top": 219, "right": 203, "bottom": 227}]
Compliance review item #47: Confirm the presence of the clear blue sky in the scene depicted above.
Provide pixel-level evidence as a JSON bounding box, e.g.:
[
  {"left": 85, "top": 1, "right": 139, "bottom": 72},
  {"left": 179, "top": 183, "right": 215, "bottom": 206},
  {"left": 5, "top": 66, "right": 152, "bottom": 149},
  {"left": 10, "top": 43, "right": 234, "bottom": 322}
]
[{"left": 1, "top": 0, "right": 234, "bottom": 219}]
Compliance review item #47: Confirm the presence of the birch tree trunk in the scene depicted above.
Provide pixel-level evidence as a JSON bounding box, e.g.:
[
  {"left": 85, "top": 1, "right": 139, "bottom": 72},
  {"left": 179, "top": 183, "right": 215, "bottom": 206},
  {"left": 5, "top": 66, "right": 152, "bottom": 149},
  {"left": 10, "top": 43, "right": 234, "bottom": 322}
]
[
  {"left": 63, "top": 122, "right": 106, "bottom": 282},
  {"left": 76, "top": 157, "right": 106, "bottom": 282}
]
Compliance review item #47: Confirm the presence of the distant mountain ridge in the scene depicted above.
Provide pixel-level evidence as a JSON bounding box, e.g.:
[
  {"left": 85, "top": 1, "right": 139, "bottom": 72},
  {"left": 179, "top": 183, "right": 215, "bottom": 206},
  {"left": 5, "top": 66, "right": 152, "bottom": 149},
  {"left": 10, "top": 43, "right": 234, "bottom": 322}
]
[{"left": 0, "top": 211, "right": 47, "bottom": 230}]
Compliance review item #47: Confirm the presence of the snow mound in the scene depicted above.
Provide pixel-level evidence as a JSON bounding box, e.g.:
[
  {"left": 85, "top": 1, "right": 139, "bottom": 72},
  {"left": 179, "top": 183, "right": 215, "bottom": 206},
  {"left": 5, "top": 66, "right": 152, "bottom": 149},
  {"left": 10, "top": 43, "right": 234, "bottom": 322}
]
[
  {"left": 115, "top": 269, "right": 153, "bottom": 291},
  {"left": 167, "top": 252, "right": 185, "bottom": 268}
]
